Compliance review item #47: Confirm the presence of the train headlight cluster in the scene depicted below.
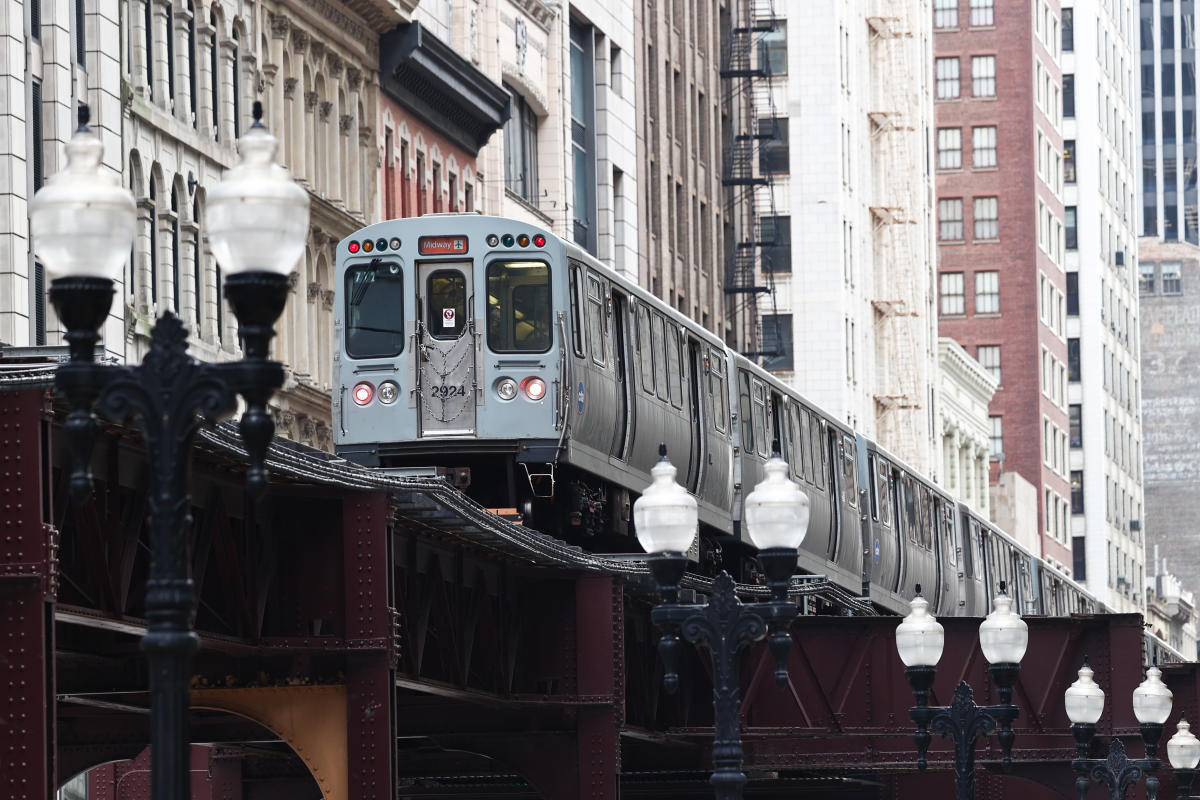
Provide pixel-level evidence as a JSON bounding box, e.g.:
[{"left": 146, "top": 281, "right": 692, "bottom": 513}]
[
  {"left": 378, "top": 381, "right": 399, "bottom": 405},
  {"left": 487, "top": 232, "right": 546, "bottom": 249},
  {"left": 346, "top": 237, "right": 400, "bottom": 254},
  {"left": 352, "top": 382, "right": 374, "bottom": 406},
  {"left": 496, "top": 377, "right": 518, "bottom": 401}
]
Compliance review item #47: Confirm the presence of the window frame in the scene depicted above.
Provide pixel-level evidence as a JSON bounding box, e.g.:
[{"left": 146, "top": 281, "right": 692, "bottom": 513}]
[
  {"left": 936, "top": 56, "right": 961, "bottom": 100},
  {"left": 973, "top": 196, "right": 999, "bottom": 240},
  {"left": 485, "top": 259, "right": 553, "bottom": 354},
  {"left": 937, "top": 127, "right": 963, "bottom": 170},
  {"left": 940, "top": 271, "right": 966, "bottom": 315},
  {"left": 975, "top": 270, "right": 1000, "bottom": 313},
  {"left": 972, "top": 55, "right": 996, "bottom": 97},
  {"left": 972, "top": 125, "right": 997, "bottom": 168},
  {"left": 939, "top": 197, "right": 964, "bottom": 241}
]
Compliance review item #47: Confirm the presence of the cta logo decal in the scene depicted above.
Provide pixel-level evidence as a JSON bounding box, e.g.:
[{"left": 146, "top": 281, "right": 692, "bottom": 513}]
[{"left": 577, "top": 381, "right": 585, "bottom": 414}]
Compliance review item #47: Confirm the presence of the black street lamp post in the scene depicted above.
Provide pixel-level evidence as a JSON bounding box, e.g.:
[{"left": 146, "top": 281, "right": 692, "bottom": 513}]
[
  {"left": 895, "top": 582, "right": 1029, "bottom": 800},
  {"left": 1065, "top": 660, "right": 1174, "bottom": 800},
  {"left": 637, "top": 445, "right": 810, "bottom": 800},
  {"left": 31, "top": 103, "right": 308, "bottom": 800}
]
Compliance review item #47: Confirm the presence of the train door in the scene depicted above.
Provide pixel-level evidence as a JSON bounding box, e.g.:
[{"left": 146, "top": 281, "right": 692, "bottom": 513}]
[
  {"left": 936, "top": 502, "right": 957, "bottom": 615},
  {"left": 416, "top": 261, "right": 476, "bottom": 436},
  {"left": 686, "top": 338, "right": 704, "bottom": 491},
  {"left": 868, "top": 454, "right": 901, "bottom": 593},
  {"left": 610, "top": 290, "right": 631, "bottom": 460}
]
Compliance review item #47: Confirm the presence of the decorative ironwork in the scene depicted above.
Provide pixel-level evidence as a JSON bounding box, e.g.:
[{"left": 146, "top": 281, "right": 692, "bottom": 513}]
[
  {"left": 1071, "top": 723, "right": 1163, "bottom": 800},
  {"left": 650, "top": 553, "right": 798, "bottom": 799}
]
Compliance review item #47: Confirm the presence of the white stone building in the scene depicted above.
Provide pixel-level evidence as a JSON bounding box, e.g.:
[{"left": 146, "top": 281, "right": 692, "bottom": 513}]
[
  {"left": 937, "top": 337, "right": 996, "bottom": 517},
  {"left": 756, "top": 0, "right": 940, "bottom": 475},
  {"left": 1063, "top": 0, "right": 1144, "bottom": 612}
]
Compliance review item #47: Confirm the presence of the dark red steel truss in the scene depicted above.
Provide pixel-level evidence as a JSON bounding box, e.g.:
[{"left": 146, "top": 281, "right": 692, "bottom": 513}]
[{"left": 3, "top": 385, "right": 1197, "bottom": 799}]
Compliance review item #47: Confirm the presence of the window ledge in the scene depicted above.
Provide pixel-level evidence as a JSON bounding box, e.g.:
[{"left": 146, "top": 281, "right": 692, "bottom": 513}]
[{"left": 504, "top": 188, "right": 555, "bottom": 225}]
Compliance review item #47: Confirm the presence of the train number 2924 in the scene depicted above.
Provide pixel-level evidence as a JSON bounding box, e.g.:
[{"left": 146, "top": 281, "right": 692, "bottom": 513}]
[{"left": 430, "top": 385, "right": 466, "bottom": 398}]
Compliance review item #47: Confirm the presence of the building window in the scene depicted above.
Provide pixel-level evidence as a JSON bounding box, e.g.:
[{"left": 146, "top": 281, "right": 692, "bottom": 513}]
[
  {"left": 759, "top": 21, "right": 787, "bottom": 75},
  {"left": 938, "top": 197, "right": 964, "bottom": 240},
  {"left": 1063, "top": 73, "right": 1075, "bottom": 116},
  {"left": 1067, "top": 271, "right": 1078, "bottom": 314},
  {"left": 974, "top": 196, "right": 999, "bottom": 239},
  {"left": 759, "top": 117, "right": 789, "bottom": 174},
  {"left": 1068, "top": 337, "right": 1080, "bottom": 381},
  {"left": 1065, "top": 206, "right": 1077, "bottom": 249},
  {"left": 940, "top": 272, "right": 965, "bottom": 315},
  {"left": 1064, "top": 139, "right": 1075, "bottom": 182},
  {"left": 934, "top": 0, "right": 958, "bottom": 29},
  {"left": 989, "top": 415, "right": 1003, "bottom": 457},
  {"left": 1069, "top": 404, "right": 1082, "bottom": 447},
  {"left": 1140, "top": 261, "right": 1156, "bottom": 294},
  {"left": 937, "top": 128, "right": 962, "bottom": 169},
  {"left": 972, "top": 125, "right": 997, "bottom": 168},
  {"left": 762, "top": 313, "right": 793, "bottom": 371},
  {"left": 972, "top": 55, "right": 996, "bottom": 97},
  {"left": 1062, "top": 8, "right": 1073, "bottom": 50},
  {"left": 973, "top": 345, "right": 999, "bottom": 385},
  {"left": 975, "top": 270, "right": 999, "bottom": 312},
  {"left": 1162, "top": 261, "right": 1183, "bottom": 294},
  {"left": 1071, "top": 470, "right": 1084, "bottom": 513},
  {"left": 936, "top": 57, "right": 960, "bottom": 99},
  {"left": 384, "top": 129, "right": 395, "bottom": 218},
  {"left": 570, "top": 21, "right": 597, "bottom": 254},
  {"left": 504, "top": 86, "right": 540, "bottom": 204},
  {"left": 761, "top": 215, "right": 791, "bottom": 272},
  {"left": 970, "top": 0, "right": 994, "bottom": 26}
]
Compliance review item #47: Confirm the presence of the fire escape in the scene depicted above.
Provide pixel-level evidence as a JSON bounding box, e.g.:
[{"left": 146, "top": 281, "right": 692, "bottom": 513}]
[{"left": 721, "top": 0, "right": 781, "bottom": 359}]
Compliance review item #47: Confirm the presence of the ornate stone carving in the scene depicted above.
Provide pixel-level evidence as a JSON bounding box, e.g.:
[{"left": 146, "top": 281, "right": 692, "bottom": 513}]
[
  {"left": 325, "top": 53, "right": 343, "bottom": 78},
  {"left": 339, "top": 114, "right": 354, "bottom": 134},
  {"left": 319, "top": 101, "right": 333, "bottom": 121},
  {"left": 304, "top": 91, "right": 319, "bottom": 111},
  {"left": 290, "top": 29, "right": 309, "bottom": 53},
  {"left": 308, "top": 282, "right": 322, "bottom": 301},
  {"left": 288, "top": 271, "right": 300, "bottom": 290},
  {"left": 321, "top": 290, "right": 334, "bottom": 310},
  {"left": 299, "top": 416, "right": 316, "bottom": 443},
  {"left": 310, "top": 41, "right": 326, "bottom": 61},
  {"left": 283, "top": 77, "right": 298, "bottom": 99},
  {"left": 314, "top": 423, "right": 331, "bottom": 451},
  {"left": 345, "top": 68, "right": 362, "bottom": 91},
  {"left": 275, "top": 409, "right": 298, "bottom": 430},
  {"left": 358, "top": 124, "right": 373, "bottom": 146},
  {"left": 270, "top": 13, "right": 289, "bottom": 37}
]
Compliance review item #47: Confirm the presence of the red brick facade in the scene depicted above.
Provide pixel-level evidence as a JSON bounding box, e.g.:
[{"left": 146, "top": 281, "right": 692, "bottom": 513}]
[
  {"left": 935, "top": 1, "right": 1072, "bottom": 566},
  {"left": 378, "top": 97, "right": 481, "bottom": 221}
]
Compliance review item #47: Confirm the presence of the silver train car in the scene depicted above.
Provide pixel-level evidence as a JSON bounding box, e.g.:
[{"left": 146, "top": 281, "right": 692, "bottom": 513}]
[{"left": 332, "top": 214, "right": 1177, "bottom": 641}]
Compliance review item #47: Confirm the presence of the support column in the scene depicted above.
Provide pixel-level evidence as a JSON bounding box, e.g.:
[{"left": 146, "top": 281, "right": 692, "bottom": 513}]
[
  {"left": 289, "top": 28, "right": 309, "bottom": 181},
  {"left": 0, "top": 391, "right": 59, "bottom": 800},
  {"left": 358, "top": 122, "right": 375, "bottom": 219},
  {"left": 218, "top": 39, "right": 237, "bottom": 145},
  {"left": 195, "top": 21, "right": 215, "bottom": 139},
  {"left": 135, "top": 198, "right": 155, "bottom": 313},
  {"left": 345, "top": 68, "right": 363, "bottom": 216},
  {"left": 325, "top": 54, "right": 344, "bottom": 206},
  {"left": 130, "top": 0, "right": 150, "bottom": 96},
  {"left": 574, "top": 575, "right": 621, "bottom": 800},
  {"left": 150, "top": 0, "right": 171, "bottom": 109},
  {"left": 239, "top": 51, "right": 257, "bottom": 137},
  {"left": 268, "top": 15, "right": 289, "bottom": 135},
  {"left": 342, "top": 492, "right": 396, "bottom": 800},
  {"left": 179, "top": 220, "right": 199, "bottom": 333},
  {"left": 172, "top": 5, "right": 194, "bottom": 123},
  {"left": 157, "top": 208, "right": 178, "bottom": 314}
]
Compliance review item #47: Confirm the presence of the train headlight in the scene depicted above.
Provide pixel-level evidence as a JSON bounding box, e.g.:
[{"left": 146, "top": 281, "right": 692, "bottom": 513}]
[
  {"left": 352, "top": 382, "right": 374, "bottom": 405},
  {"left": 521, "top": 376, "right": 547, "bottom": 401},
  {"left": 496, "top": 377, "right": 518, "bottom": 401},
  {"left": 378, "top": 381, "right": 399, "bottom": 405}
]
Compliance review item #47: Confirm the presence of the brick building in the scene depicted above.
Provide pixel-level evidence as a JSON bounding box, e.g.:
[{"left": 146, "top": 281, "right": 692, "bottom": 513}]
[{"left": 934, "top": 0, "right": 1072, "bottom": 569}]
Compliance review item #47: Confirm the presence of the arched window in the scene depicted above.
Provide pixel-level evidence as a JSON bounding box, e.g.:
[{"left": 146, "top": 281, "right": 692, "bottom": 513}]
[
  {"left": 192, "top": 193, "right": 202, "bottom": 332},
  {"left": 165, "top": 1, "right": 174, "bottom": 101},
  {"left": 144, "top": 0, "right": 154, "bottom": 97},
  {"left": 209, "top": 12, "right": 219, "bottom": 138},
  {"left": 187, "top": 1, "right": 196, "bottom": 126},
  {"left": 148, "top": 181, "right": 158, "bottom": 304},
  {"left": 170, "top": 185, "right": 180, "bottom": 311}
]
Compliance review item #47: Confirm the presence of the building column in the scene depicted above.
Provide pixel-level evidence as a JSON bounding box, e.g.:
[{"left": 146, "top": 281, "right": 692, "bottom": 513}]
[
  {"left": 134, "top": 198, "right": 155, "bottom": 313},
  {"left": 345, "top": 67, "right": 363, "bottom": 217},
  {"left": 267, "top": 15, "right": 289, "bottom": 134},
  {"left": 130, "top": 0, "right": 150, "bottom": 96},
  {"left": 963, "top": 440, "right": 975, "bottom": 508},
  {"left": 239, "top": 50, "right": 257, "bottom": 136},
  {"left": 179, "top": 220, "right": 199, "bottom": 333},
  {"left": 358, "top": 122, "right": 375, "bottom": 219},
  {"left": 172, "top": 4, "right": 193, "bottom": 124},
  {"left": 304, "top": 91, "right": 319, "bottom": 191},
  {"left": 289, "top": 28, "right": 309, "bottom": 181},
  {"left": 325, "top": 54, "right": 344, "bottom": 206},
  {"left": 156, "top": 208, "right": 178, "bottom": 314},
  {"left": 218, "top": 38, "right": 238, "bottom": 145},
  {"left": 150, "top": 0, "right": 171, "bottom": 109},
  {"left": 195, "top": 20, "right": 215, "bottom": 139},
  {"left": 977, "top": 445, "right": 990, "bottom": 515}
]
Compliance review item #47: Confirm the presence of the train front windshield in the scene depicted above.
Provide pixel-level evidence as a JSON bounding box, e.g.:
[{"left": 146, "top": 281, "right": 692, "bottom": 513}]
[
  {"left": 486, "top": 260, "right": 552, "bottom": 353},
  {"left": 345, "top": 261, "right": 405, "bottom": 358}
]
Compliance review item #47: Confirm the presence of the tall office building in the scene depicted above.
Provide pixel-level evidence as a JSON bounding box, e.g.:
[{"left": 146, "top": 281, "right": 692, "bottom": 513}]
[
  {"left": 734, "top": 0, "right": 938, "bottom": 474},
  {"left": 934, "top": 0, "right": 1073, "bottom": 571},
  {"left": 1065, "top": 0, "right": 1143, "bottom": 611}
]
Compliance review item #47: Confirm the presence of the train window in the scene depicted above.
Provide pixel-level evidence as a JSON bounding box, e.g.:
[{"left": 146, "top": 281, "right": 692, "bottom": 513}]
[
  {"left": 841, "top": 435, "right": 857, "bottom": 508},
  {"left": 902, "top": 478, "right": 918, "bottom": 544},
  {"left": 568, "top": 266, "right": 585, "bottom": 358},
  {"left": 486, "top": 260, "right": 551, "bottom": 353},
  {"left": 875, "top": 459, "right": 891, "bottom": 527},
  {"left": 942, "top": 505, "right": 957, "bottom": 566},
  {"left": 920, "top": 487, "right": 934, "bottom": 550},
  {"left": 738, "top": 371, "right": 754, "bottom": 454},
  {"left": 345, "top": 261, "right": 405, "bottom": 358},
  {"left": 789, "top": 405, "right": 806, "bottom": 481},
  {"left": 868, "top": 457, "right": 879, "bottom": 521},
  {"left": 638, "top": 304, "right": 654, "bottom": 394},
  {"left": 752, "top": 381, "right": 768, "bottom": 457},
  {"left": 586, "top": 276, "right": 605, "bottom": 367},
  {"left": 426, "top": 270, "right": 467, "bottom": 340},
  {"left": 712, "top": 353, "right": 728, "bottom": 433},
  {"left": 666, "top": 324, "right": 683, "bottom": 408},
  {"left": 810, "top": 413, "right": 826, "bottom": 489},
  {"left": 653, "top": 315, "right": 668, "bottom": 402}
]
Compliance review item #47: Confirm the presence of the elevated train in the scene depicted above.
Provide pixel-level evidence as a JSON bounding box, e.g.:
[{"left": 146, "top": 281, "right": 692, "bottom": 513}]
[{"left": 332, "top": 214, "right": 1147, "bottom": 634}]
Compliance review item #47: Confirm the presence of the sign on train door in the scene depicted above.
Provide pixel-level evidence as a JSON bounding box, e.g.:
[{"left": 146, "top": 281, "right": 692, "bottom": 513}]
[{"left": 416, "top": 261, "right": 477, "bottom": 436}]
